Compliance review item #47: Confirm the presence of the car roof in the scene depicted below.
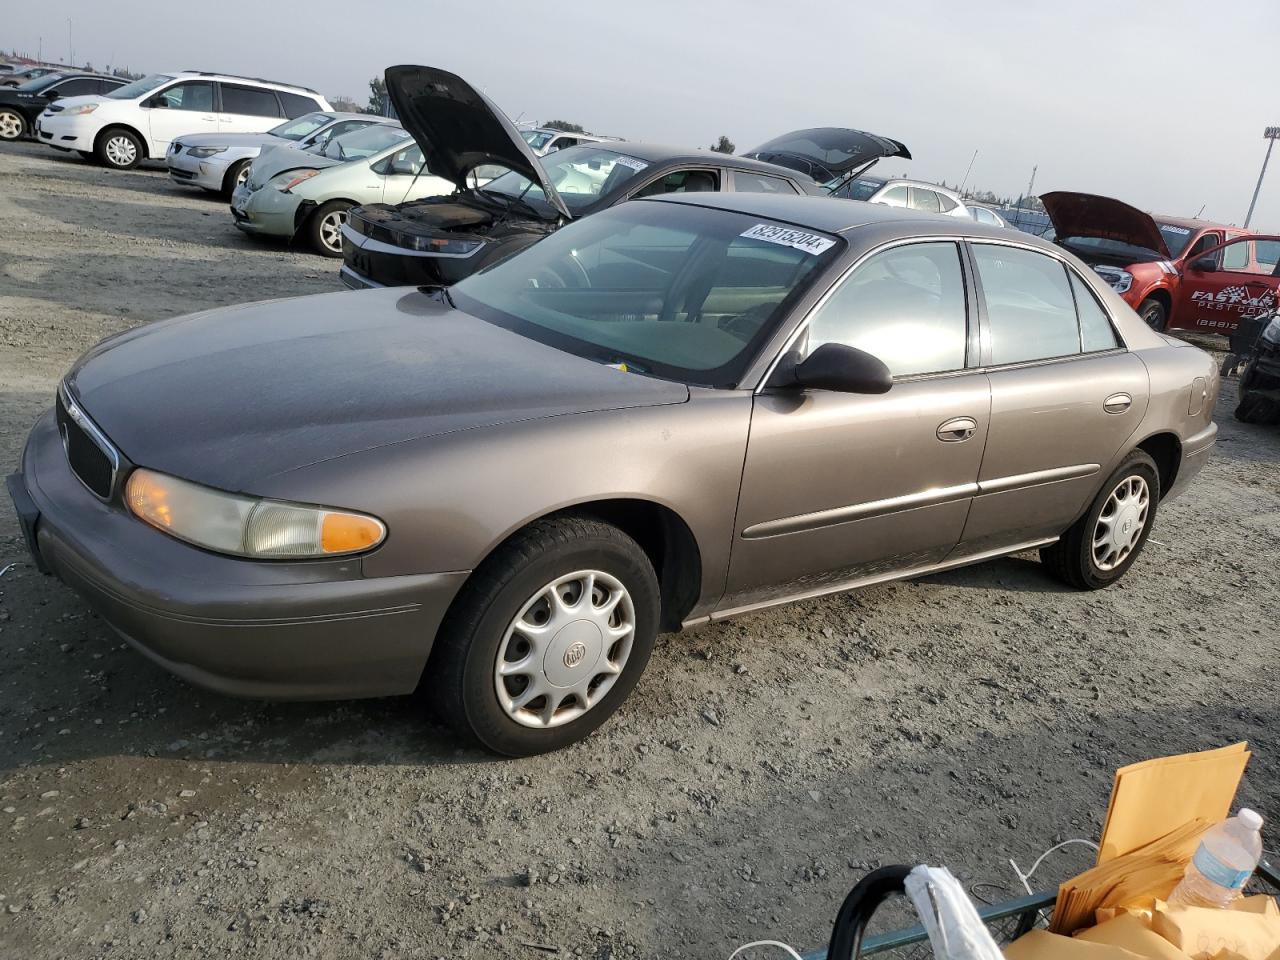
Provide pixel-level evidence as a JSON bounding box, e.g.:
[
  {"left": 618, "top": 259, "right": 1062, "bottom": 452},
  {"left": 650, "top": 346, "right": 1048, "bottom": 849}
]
[
  {"left": 645, "top": 191, "right": 1043, "bottom": 244},
  {"left": 171, "top": 70, "right": 322, "bottom": 95},
  {"left": 1152, "top": 214, "right": 1239, "bottom": 233},
  {"left": 879, "top": 177, "right": 961, "bottom": 195},
  {"left": 319, "top": 111, "right": 394, "bottom": 122}
]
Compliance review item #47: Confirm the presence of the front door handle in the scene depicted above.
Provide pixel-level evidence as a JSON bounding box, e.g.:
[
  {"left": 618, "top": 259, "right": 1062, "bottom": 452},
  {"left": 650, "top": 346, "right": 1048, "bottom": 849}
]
[
  {"left": 1103, "top": 393, "right": 1133, "bottom": 414},
  {"left": 936, "top": 417, "right": 978, "bottom": 442}
]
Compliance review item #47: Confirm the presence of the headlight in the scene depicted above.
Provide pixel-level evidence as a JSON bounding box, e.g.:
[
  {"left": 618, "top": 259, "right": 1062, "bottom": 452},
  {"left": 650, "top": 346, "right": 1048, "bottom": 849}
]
[
  {"left": 402, "top": 234, "right": 485, "bottom": 256},
  {"left": 125, "top": 468, "right": 386, "bottom": 559},
  {"left": 63, "top": 103, "right": 99, "bottom": 116},
  {"left": 187, "top": 145, "right": 227, "bottom": 158},
  {"left": 1092, "top": 266, "right": 1133, "bottom": 294},
  {"left": 270, "top": 169, "right": 320, "bottom": 192},
  {"left": 1262, "top": 314, "right": 1280, "bottom": 345}
]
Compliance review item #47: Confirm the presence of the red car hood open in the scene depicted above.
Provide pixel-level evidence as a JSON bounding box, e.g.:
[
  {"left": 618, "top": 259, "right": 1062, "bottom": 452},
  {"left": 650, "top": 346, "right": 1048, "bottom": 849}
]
[{"left": 1041, "top": 191, "right": 1171, "bottom": 258}]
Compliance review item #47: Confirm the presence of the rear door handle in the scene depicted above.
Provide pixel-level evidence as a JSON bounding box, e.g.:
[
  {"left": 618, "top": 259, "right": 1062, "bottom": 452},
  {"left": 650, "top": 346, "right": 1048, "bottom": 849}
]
[
  {"left": 936, "top": 417, "right": 978, "bottom": 442},
  {"left": 1103, "top": 393, "right": 1133, "bottom": 414}
]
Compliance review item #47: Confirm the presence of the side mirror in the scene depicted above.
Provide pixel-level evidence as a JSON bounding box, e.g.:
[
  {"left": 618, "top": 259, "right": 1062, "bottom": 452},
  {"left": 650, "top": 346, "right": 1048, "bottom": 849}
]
[
  {"left": 44, "top": 90, "right": 59, "bottom": 100},
  {"left": 148, "top": 95, "right": 168, "bottom": 108},
  {"left": 1190, "top": 254, "right": 1217, "bottom": 273},
  {"left": 777, "top": 342, "right": 893, "bottom": 394}
]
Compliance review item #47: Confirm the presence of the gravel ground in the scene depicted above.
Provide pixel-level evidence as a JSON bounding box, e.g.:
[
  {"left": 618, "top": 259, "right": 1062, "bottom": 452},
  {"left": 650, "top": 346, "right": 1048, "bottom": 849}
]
[{"left": 0, "top": 141, "right": 1277, "bottom": 960}]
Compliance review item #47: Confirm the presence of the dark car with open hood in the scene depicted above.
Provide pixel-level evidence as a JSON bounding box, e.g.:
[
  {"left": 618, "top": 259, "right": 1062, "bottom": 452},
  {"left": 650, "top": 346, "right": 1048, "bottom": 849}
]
[{"left": 339, "top": 64, "right": 910, "bottom": 290}]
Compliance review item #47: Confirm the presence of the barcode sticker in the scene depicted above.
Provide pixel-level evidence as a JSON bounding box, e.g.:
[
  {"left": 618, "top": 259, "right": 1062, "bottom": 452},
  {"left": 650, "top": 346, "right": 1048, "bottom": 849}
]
[{"left": 740, "top": 223, "right": 836, "bottom": 256}]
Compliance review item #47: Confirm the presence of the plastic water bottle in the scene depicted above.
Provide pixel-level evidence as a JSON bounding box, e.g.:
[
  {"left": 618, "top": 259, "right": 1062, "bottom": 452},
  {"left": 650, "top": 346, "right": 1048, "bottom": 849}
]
[{"left": 1169, "top": 809, "right": 1265, "bottom": 908}]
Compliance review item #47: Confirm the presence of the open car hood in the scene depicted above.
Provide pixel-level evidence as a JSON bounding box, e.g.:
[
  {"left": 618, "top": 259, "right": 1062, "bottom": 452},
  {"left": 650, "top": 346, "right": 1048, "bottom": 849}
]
[
  {"left": 1040, "top": 191, "right": 1171, "bottom": 259},
  {"left": 385, "top": 64, "right": 570, "bottom": 220},
  {"left": 743, "top": 127, "right": 911, "bottom": 183}
]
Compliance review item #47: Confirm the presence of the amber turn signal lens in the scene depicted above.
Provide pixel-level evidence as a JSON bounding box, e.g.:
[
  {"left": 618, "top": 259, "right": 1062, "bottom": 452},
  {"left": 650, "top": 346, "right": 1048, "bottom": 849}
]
[{"left": 321, "top": 512, "right": 385, "bottom": 554}]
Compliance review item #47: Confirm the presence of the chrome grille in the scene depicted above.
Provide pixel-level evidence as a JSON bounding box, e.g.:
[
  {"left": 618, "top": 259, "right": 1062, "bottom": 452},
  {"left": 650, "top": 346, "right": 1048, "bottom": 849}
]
[{"left": 56, "top": 387, "right": 119, "bottom": 500}]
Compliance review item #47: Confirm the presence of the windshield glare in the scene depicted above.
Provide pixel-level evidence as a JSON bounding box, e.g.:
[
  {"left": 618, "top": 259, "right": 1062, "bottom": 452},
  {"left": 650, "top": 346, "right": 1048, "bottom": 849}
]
[
  {"left": 270, "top": 112, "right": 331, "bottom": 141},
  {"left": 17, "top": 73, "right": 65, "bottom": 92},
  {"left": 315, "top": 124, "right": 407, "bottom": 160},
  {"left": 482, "top": 145, "right": 650, "bottom": 214},
  {"left": 452, "top": 202, "right": 840, "bottom": 387},
  {"left": 106, "top": 73, "right": 174, "bottom": 100}
]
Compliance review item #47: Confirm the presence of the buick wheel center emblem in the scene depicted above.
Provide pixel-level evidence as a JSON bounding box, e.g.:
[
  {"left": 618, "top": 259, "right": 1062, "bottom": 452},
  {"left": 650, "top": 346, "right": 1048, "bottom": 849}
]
[{"left": 563, "top": 641, "right": 588, "bottom": 669}]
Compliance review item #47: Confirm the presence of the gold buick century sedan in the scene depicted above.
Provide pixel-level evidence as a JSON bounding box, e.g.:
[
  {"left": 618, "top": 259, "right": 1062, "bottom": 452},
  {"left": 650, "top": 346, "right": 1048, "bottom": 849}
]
[{"left": 8, "top": 186, "right": 1218, "bottom": 755}]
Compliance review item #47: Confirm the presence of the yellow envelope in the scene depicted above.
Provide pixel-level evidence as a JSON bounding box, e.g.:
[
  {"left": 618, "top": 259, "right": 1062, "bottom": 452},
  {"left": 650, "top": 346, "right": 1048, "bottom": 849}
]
[
  {"left": 1098, "top": 744, "right": 1250, "bottom": 863},
  {"left": 1152, "top": 900, "right": 1280, "bottom": 960},
  {"left": 1077, "top": 911, "right": 1193, "bottom": 960},
  {"left": 1007, "top": 929, "right": 1148, "bottom": 960}
]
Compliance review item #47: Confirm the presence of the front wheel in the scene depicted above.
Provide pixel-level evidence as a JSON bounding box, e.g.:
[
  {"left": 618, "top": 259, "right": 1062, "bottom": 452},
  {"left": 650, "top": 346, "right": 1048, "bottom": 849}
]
[
  {"left": 0, "top": 109, "right": 25, "bottom": 141},
  {"left": 306, "top": 200, "right": 351, "bottom": 257},
  {"left": 1041, "top": 450, "right": 1160, "bottom": 590},
  {"left": 221, "top": 159, "right": 250, "bottom": 199},
  {"left": 96, "top": 128, "right": 143, "bottom": 170},
  {"left": 1137, "top": 298, "right": 1167, "bottom": 332},
  {"left": 427, "top": 516, "right": 660, "bottom": 756}
]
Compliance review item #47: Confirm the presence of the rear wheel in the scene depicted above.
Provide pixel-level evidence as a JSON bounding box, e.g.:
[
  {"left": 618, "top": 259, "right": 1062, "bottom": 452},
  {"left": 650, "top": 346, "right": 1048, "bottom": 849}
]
[
  {"left": 427, "top": 516, "right": 660, "bottom": 756},
  {"left": 1138, "top": 298, "right": 1167, "bottom": 332},
  {"left": 0, "top": 109, "right": 25, "bottom": 141},
  {"left": 1041, "top": 450, "right": 1159, "bottom": 590},
  {"left": 306, "top": 200, "right": 351, "bottom": 257},
  {"left": 96, "top": 128, "right": 143, "bottom": 170}
]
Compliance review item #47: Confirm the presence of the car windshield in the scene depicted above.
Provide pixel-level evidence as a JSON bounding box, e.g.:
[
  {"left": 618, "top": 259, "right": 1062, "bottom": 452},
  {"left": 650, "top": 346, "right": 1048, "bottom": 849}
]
[
  {"left": 316, "top": 124, "right": 407, "bottom": 160},
  {"left": 451, "top": 201, "right": 841, "bottom": 388},
  {"left": 269, "top": 112, "right": 332, "bottom": 141},
  {"left": 106, "top": 73, "right": 174, "bottom": 100},
  {"left": 522, "top": 130, "right": 555, "bottom": 150},
  {"left": 829, "top": 177, "right": 885, "bottom": 201},
  {"left": 16, "top": 73, "right": 65, "bottom": 92},
  {"left": 480, "top": 145, "right": 651, "bottom": 216},
  {"left": 1156, "top": 222, "right": 1195, "bottom": 257}
]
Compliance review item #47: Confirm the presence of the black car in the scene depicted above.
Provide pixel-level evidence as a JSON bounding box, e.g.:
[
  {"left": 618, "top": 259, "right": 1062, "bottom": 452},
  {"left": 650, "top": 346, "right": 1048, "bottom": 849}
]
[
  {"left": 1233, "top": 310, "right": 1280, "bottom": 424},
  {"left": 339, "top": 65, "right": 910, "bottom": 290},
  {"left": 0, "top": 72, "right": 126, "bottom": 142}
]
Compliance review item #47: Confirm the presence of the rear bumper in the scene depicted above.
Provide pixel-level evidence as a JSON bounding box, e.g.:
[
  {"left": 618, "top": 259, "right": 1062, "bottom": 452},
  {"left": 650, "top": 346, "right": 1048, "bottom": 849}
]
[
  {"left": 9, "top": 410, "right": 469, "bottom": 700},
  {"left": 1165, "top": 421, "right": 1217, "bottom": 502}
]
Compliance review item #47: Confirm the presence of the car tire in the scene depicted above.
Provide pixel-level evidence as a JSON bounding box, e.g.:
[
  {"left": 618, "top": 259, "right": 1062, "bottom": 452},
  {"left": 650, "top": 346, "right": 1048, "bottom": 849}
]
[
  {"left": 306, "top": 200, "right": 352, "bottom": 257},
  {"left": 428, "top": 516, "right": 661, "bottom": 756},
  {"left": 95, "top": 128, "right": 143, "bottom": 170},
  {"left": 221, "top": 159, "right": 250, "bottom": 199},
  {"left": 0, "top": 108, "right": 25, "bottom": 141},
  {"left": 1234, "top": 392, "right": 1278, "bottom": 424},
  {"left": 1137, "top": 298, "right": 1167, "bottom": 332},
  {"left": 1041, "top": 450, "right": 1160, "bottom": 590}
]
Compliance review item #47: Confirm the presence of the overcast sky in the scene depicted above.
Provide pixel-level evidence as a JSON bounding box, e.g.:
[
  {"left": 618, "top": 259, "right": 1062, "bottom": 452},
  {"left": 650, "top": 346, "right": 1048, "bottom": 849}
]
[{"left": 8, "top": 0, "right": 1280, "bottom": 228}]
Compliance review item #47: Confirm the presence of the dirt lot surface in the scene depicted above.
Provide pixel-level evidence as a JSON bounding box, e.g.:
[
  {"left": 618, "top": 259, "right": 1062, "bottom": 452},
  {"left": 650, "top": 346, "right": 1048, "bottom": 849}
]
[{"left": 0, "top": 142, "right": 1277, "bottom": 960}]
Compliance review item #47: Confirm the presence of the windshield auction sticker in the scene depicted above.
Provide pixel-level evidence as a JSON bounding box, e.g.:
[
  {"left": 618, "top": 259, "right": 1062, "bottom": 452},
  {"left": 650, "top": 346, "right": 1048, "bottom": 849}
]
[{"left": 741, "top": 223, "right": 836, "bottom": 255}]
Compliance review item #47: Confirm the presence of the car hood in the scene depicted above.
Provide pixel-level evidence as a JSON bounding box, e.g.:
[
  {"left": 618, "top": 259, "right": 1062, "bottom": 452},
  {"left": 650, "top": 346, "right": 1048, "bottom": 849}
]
[
  {"left": 385, "top": 64, "right": 570, "bottom": 220},
  {"left": 743, "top": 127, "right": 911, "bottom": 182},
  {"left": 41, "top": 93, "right": 102, "bottom": 112},
  {"left": 246, "top": 144, "right": 345, "bottom": 188},
  {"left": 176, "top": 131, "right": 286, "bottom": 149},
  {"left": 1040, "top": 191, "right": 1171, "bottom": 259},
  {"left": 64, "top": 287, "right": 688, "bottom": 490}
]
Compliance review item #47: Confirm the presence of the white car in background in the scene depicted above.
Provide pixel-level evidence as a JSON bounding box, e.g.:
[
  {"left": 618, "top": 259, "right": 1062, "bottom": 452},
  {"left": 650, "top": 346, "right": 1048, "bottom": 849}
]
[
  {"left": 34, "top": 71, "right": 330, "bottom": 170},
  {"left": 167, "top": 111, "right": 395, "bottom": 197},
  {"left": 520, "top": 126, "right": 617, "bottom": 156},
  {"left": 229, "top": 123, "right": 452, "bottom": 256},
  {"left": 832, "top": 175, "right": 970, "bottom": 218}
]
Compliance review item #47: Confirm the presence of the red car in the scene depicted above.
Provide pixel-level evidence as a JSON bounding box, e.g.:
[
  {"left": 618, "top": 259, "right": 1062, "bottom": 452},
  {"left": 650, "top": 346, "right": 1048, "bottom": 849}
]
[{"left": 1042, "top": 191, "right": 1280, "bottom": 335}]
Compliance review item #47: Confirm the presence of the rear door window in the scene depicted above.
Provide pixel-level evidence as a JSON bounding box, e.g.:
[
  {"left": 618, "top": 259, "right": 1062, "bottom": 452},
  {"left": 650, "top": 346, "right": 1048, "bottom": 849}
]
[
  {"left": 973, "top": 244, "right": 1081, "bottom": 365},
  {"left": 908, "top": 187, "right": 941, "bottom": 213},
  {"left": 1069, "top": 271, "right": 1120, "bottom": 352},
  {"left": 805, "top": 241, "right": 969, "bottom": 377},
  {"left": 220, "top": 83, "right": 282, "bottom": 118},
  {"left": 878, "top": 185, "right": 908, "bottom": 207},
  {"left": 732, "top": 171, "right": 800, "bottom": 195}
]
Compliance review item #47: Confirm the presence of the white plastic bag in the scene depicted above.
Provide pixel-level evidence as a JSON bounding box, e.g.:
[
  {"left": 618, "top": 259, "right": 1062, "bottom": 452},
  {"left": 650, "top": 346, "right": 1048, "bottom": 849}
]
[{"left": 904, "top": 865, "right": 1006, "bottom": 960}]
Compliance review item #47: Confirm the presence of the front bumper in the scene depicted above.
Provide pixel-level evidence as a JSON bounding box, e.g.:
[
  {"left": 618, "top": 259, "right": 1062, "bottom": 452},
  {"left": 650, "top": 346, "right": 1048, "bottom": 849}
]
[
  {"left": 35, "top": 111, "right": 97, "bottom": 152},
  {"left": 8, "top": 410, "right": 469, "bottom": 700},
  {"left": 341, "top": 221, "right": 458, "bottom": 287},
  {"left": 230, "top": 182, "right": 303, "bottom": 239},
  {"left": 167, "top": 148, "right": 233, "bottom": 190}
]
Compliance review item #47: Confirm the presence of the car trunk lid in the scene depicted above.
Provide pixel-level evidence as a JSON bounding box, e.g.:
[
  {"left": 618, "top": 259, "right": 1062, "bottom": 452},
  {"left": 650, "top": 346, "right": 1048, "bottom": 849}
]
[{"left": 742, "top": 127, "right": 912, "bottom": 185}]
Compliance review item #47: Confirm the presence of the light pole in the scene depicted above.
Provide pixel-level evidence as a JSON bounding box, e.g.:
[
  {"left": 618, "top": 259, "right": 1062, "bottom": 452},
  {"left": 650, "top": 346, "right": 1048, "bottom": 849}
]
[{"left": 1244, "top": 126, "right": 1280, "bottom": 228}]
